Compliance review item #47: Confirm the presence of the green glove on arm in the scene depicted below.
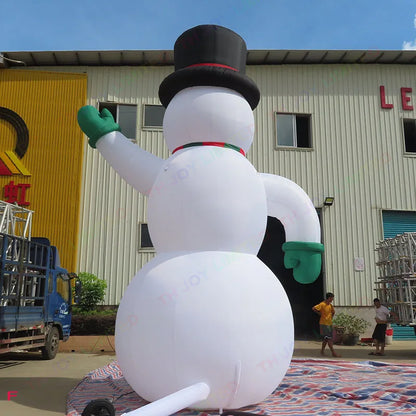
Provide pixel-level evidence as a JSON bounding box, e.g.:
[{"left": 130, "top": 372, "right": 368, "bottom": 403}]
[
  {"left": 77, "top": 106, "right": 121, "bottom": 148},
  {"left": 282, "top": 241, "right": 324, "bottom": 284}
]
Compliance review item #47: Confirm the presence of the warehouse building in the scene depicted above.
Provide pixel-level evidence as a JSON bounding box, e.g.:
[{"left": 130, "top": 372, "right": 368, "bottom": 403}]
[{"left": 1, "top": 49, "right": 416, "bottom": 337}]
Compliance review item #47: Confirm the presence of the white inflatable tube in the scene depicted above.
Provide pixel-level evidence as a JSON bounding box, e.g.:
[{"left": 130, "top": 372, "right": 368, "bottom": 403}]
[
  {"left": 260, "top": 173, "right": 321, "bottom": 243},
  {"left": 121, "top": 382, "right": 211, "bottom": 416},
  {"left": 97, "top": 131, "right": 164, "bottom": 195}
]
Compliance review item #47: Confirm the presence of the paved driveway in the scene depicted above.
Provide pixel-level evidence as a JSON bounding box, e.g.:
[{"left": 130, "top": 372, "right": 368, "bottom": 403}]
[
  {"left": 294, "top": 339, "right": 416, "bottom": 362},
  {"left": 0, "top": 351, "right": 115, "bottom": 416}
]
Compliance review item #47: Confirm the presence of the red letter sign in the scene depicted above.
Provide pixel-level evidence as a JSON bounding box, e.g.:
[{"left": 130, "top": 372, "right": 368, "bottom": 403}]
[
  {"left": 401, "top": 87, "right": 414, "bottom": 110},
  {"left": 3, "top": 181, "right": 31, "bottom": 206},
  {"left": 7, "top": 391, "right": 18, "bottom": 400},
  {"left": 380, "top": 86, "right": 393, "bottom": 109}
]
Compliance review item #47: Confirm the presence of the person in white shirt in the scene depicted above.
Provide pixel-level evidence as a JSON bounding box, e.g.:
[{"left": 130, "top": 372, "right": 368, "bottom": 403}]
[{"left": 369, "top": 298, "right": 398, "bottom": 356}]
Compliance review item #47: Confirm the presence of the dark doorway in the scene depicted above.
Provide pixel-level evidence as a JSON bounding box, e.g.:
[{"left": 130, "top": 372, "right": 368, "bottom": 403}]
[{"left": 257, "top": 216, "right": 324, "bottom": 340}]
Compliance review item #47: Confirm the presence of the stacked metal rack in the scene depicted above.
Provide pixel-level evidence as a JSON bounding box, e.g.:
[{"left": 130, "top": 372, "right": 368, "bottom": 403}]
[
  {"left": 375, "top": 233, "right": 416, "bottom": 325},
  {"left": 0, "top": 200, "right": 32, "bottom": 239},
  {"left": 0, "top": 200, "right": 34, "bottom": 307}
]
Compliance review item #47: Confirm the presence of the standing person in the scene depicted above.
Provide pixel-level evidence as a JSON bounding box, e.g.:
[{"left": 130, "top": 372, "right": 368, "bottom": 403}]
[
  {"left": 312, "top": 292, "right": 341, "bottom": 357},
  {"left": 369, "top": 298, "right": 398, "bottom": 356}
]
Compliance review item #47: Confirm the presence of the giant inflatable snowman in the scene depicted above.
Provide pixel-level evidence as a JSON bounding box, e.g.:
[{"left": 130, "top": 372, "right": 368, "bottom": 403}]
[{"left": 78, "top": 25, "right": 324, "bottom": 416}]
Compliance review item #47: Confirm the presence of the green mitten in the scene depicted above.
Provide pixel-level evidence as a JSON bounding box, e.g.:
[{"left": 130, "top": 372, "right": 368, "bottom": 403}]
[
  {"left": 77, "top": 106, "right": 121, "bottom": 148},
  {"left": 282, "top": 241, "right": 324, "bottom": 284}
]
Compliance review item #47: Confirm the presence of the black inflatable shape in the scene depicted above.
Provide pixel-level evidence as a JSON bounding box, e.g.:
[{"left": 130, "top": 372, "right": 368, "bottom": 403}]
[
  {"left": 0, "top": 106, "right": 29, "bottom": 159},
  {"left": 81, "top": 399, "right": 115, "bottom": 416},
  {"left": 221, "top": 411, "right": 269, "bottom": 416},
  {"left": 159, "top": 25, "right": 260, "bottom": 110}
]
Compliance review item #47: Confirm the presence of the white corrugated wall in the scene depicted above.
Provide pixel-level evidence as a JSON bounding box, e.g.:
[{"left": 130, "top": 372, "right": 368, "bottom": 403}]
[
  {"left": 248, "top": 64, "right": 416, "bottom": 306},
  {"left": 25, "top": 63, "right": 416, "bottom": 306},
  {"left": 77, "top": 66, "right": 171, "bottom": 304}
]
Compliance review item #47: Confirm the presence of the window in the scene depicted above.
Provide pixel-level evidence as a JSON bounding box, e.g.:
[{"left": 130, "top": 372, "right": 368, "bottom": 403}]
[
  {"left": 143, "top": 104, "right": 165, "bottom": 129},
  {"left": 99, "top": 103, "right": 137, "bottom": 140},
  {"left": 139, "top": 223, "right": 154, "bottom": 250},
  {"left": 276, "top": 113, "right": 311, "bottom": 148},
  {"left": 56, "top": 273, "right": 70, "bottom": 302},
  {"left": 48, "top": 273, "right": 54, "bottom": 293},
  {"left": 403, "top": 119, "right": 416, "bottom": 153}
]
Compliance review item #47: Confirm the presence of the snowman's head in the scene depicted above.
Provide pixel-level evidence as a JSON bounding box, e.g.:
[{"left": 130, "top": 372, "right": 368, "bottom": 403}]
[{"left": 163, "top": 86, "right": 255, "bottom": 153}]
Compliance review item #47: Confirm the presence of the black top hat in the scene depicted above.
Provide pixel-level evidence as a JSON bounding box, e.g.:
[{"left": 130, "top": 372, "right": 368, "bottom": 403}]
[{"left": 158, "top": 25, "right": 260, "bottom": 110}]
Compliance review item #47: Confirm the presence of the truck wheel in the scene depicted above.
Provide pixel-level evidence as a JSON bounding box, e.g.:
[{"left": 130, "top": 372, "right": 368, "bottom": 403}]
[
  {"left": 81, "top": 399, "right": 115, "bottom": 416},
  {"left": 41, "top": 326, "right": 60, "bottom": 360}
]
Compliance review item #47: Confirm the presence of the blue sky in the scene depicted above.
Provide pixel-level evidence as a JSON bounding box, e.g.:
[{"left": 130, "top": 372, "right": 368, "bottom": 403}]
[{"left": 2, "top": 0, "right": 416, "bottom": 52}]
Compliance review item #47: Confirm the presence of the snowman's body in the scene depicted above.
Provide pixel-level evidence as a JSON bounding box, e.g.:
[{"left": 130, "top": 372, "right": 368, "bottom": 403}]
[
  {"left": 116, "top": 144, "right": 294, "bottom": 408},
  {"left": 148, "top": 146, "right": 267, "bottom": 254},
  {"left": 92, "top": 86, "right": 320, "bottom": 412},
  {"left": 116, "top": 251, "right": 293, "bottom": 409}
]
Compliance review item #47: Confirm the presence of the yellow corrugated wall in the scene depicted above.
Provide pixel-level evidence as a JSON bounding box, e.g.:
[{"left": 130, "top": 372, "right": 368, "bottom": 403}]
[{"left": 0, "top": 69, "right": 87, "bottom": 272}]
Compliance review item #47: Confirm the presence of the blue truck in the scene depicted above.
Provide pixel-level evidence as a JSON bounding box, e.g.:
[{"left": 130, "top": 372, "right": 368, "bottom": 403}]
[{"left": 0, "top": 222, "right": 80, "bottom": 359}]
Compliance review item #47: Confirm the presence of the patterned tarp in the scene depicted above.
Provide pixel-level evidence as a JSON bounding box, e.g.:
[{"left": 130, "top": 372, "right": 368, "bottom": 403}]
[{"left": 67, "top": 359, "right": 416, "bottom": 416}]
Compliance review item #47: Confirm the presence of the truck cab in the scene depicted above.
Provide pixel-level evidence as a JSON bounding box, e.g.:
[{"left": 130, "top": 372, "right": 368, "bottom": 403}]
[{"left": 31, "top": 238, "right": 73, "bottom": 341}]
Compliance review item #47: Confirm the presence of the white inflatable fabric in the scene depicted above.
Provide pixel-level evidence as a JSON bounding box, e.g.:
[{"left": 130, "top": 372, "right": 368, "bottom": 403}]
[
  {"left": 163, "top": 87, "right": 254, "bottom": 153},
  {"left": 87, "top": 86, "right": 321, "bottom": 414},
  {"left": 121, "top": 383, "right": 210, "bottom": 416},
  {"left": 115, "top": 251, "right": 294, "bottom": 410},
  {"left": 97, "top": 131, "right": 163, "bottom": 195},
  {"left": 148, "top": 146, "right": 267, "bottom": 254},
  {"left": 260, "top": 173, "right": 321, "bottom": 242}
]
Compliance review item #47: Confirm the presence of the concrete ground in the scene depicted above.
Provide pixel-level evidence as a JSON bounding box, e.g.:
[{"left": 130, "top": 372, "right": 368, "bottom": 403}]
[
  {"left": 0, "top": 340, "right": 415, "bottom": 416},
  {"left": 0, "top": 350, "right": 115, "bottom": 416},
  {"left": 293, "top": 339, "right": 416, "bottom": 363}
]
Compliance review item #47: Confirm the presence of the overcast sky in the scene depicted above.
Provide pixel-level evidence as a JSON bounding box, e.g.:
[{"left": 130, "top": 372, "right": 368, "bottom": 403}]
[{"left": 2, "top": 0, "right": 416, "bottom": 51}]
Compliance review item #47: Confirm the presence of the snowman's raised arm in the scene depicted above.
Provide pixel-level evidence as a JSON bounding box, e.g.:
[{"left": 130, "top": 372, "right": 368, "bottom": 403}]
[
  {"left": 78, "top": 106, "right": 163, "bottom": 195},
  {"left": 96, "top": 131, "right": 163, "bottom": 195},
  {"left": 260, "top": 173, "right": 320, "bottom": 242},
  {"left": 260, "top": 173, "right": 324, "bottom": 284}
]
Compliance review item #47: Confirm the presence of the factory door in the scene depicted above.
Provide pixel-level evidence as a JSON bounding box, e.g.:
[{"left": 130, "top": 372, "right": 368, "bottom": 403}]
[{"left": 257, "top": 216, "right": 324, "bottom": 340}]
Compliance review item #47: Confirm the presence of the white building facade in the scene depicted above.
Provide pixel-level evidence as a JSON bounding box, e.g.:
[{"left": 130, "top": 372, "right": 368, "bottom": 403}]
[{"left": 3, "top": 49, "right": 416, "bottom": 335}]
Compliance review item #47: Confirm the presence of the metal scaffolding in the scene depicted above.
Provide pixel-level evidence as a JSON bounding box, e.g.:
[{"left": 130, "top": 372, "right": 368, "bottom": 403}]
[
  {"left": 375, "top": 233, "right": 416, "bottom": 325},
  {"left": 0, "top": 200, "right": 32, "bottom": 239},
  {"left": 0, "top": 200, "right": 37, "bottom": 307}
]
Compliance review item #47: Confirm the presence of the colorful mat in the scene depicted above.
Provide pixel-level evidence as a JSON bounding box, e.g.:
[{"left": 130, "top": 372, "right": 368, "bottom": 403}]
[{"left": 67, "top": 359, "right": 416, "bottom": 416}]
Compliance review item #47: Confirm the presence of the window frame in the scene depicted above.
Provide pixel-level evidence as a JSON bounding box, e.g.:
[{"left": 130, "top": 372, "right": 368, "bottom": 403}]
[
  {"left": 402, "top": 117, "right": 416, "bottom": 156},
  {"left": 98, "top": 102, "right": 138, "bottom": 142},
  {"left": 138, "top": 222, "right": 155, "bottom": 252},
  {"left": 142, "top": 104, "right": 165, "bottom": 131},
  {"left": 48, "top": 273, "right": 54, "bottom": 294},
  {"left": 56, "top": 272, "right": 70, "bottom": 302},
  {"left": 275, "top": 112, "right": 313, "bottom": 150}
]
